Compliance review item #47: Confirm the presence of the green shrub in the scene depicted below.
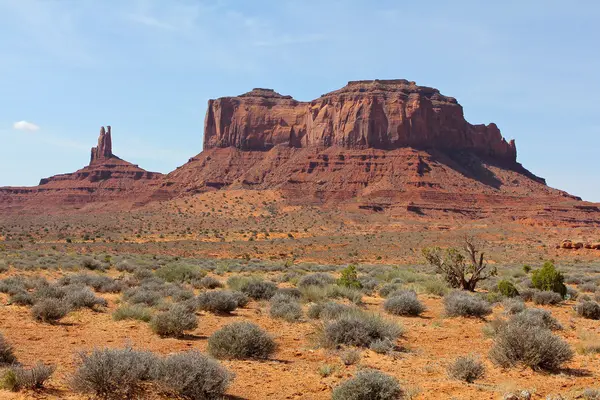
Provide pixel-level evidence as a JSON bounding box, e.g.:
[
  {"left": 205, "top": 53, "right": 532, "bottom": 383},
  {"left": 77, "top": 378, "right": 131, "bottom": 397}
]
[
  {"left": 337, "top": 264, "right": 362, "bottom": 289},
  {"left": 332, "top": 369, "right": 402, "bottom": 400},
  {"left": 150, "top": 304, "right": 198, "bottom": 338},
  {"left": 523, "top": 265, "right": 532, "bottom": 273},
  {"left": 208, "top": 322, "right": 276, "bottom": 360},
  {"left": 531, "top": 262, "right": 567, "bottom": 297},
  {"left": 383, "top": 290, "right": 425, "bottom": 316},
  {"left": 497, "top": 280, "right": 519, "bottom": 298},
  {"left": 447, "top": 355, "right": 485, "bottom": 383},
  {"left": 113, "top": 305, "right": 153, "bottom": 322},
  {"left": 321, "top": 311, "right": 403, "bottom": 348},
  {"left": 157, "top": 351, "right": 232, "bottom": 400}
]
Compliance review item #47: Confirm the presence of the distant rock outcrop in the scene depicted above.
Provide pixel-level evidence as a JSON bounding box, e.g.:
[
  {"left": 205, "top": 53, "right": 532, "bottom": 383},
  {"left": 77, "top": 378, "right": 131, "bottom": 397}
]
[
  {"left": 204, "top": 79, "right": 517, "bottom": 163},
  {"left": 90, "top": 126, "right": 114, "bottom": 164}
]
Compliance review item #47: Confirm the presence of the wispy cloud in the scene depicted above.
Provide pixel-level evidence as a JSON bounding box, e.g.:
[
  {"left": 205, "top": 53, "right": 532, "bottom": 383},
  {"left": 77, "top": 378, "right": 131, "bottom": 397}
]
[
  {"left": 13, "top": 120, "right": 40, "bottom": 132},
  {"left": 253, "top": 33, "right": 326, "bottom": 48},
  {"left": 126, "top": 14, "right": 178, "bottom": 31}
]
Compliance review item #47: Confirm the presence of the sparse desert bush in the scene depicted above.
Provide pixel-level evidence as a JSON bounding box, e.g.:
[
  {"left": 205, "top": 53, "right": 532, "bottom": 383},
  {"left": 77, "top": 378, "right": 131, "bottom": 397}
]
[
  {"left": 71, "top": 347, "right": 159, "bottom": 399},
  {"left": 489, "top": 317, "right": 573, "bottom": 370},
  {"left": 116, "top": 260, "right": 137, "bottom": 273},
  {"left": 444, "top": 291, "right": 492, "bottom": 318},
  {"left": 157, "top": 351, "right": 233, "bottom": 400},
  {"left": 423, "top": 236, "right": 496, "bottom": 291},
  {"left": 420, "top": 278, "right": 449, "bottom": 296},
  {"left": 150, "top": 304, "right": 198, "bottom": 337},
  {"left": 196, "top": 276, "right": 223, "bottom": 289},
  {"left": 369, "top": 338, "right": 395, "bottom": 354},
  {"left": 519, "top": 288, "right": 537, "bottom": 302},
  {"left": 576, "top": 301, "right": 600, "bottom": 320},
  {"left": 230, "top": 291, "right": 249, "bottom": 308},
  {"left": 240, "top": 279, "right": 277, "bottom": 300},
  {"left": 59, "top": 273, "right": 124, "bottom": 293},
  {"left": 332, "top": 369, "right": 402, "bottom": 400},
  {"left": 307, "top": 302, "right": 353, "bottom": 320},
  {"left": 583, "top": 389, "right": 600, "bottom": 400},
  {"left": 208, "top": 322, "right": 275, "bottom": 360},
  {"left": 447, "top": 355, "right": 485, "bottom": 383},
  {"left": 31, "top": 298, "right": 71, "bottom": 323},
  {"left": 65, "top": 286, "right": 108, "bottom": 309},
  {"left": 1, "top": 363, "right": 55, "bottom": 391},
  {"left": 580, "top": 282, "right": 598, "bottom": 293},
  {"left": 567, "top": 286, "right": 579, "bottom": 300},
  {"left": 511, "top": 308, "right": 562, "bottom": 331},
  {"left": 123, "top": 287, "right": 162, "bottom": 307},
  {"left": 340, "top": 349, "right": 361, "bottom": 366},
  {"left": 502, "top": 298, "right": 526, "bottom": 315},
  {"left": 82, "top": 257, "right": 106, "bottom": 271},
  {"left": 298, "top": 273, "right": 335, "bottom": 288},
  {"left": 531, "top": 262, "right": 567, "bottom": 297},
  {"left": 321, "top": 311, "right": 403, "bottom": 348},
  {"left": 383, "top": 290, "right": 426, "bottom": 316},
  {"left": 358, "top": 276, "right": 379, "bottom": 293},
  {"left": 269, "top": 295, "right": 303, "bottom": 322},
  {"left": 0, "top": 261, "right": 8, "bottom": 273},
  {"left": 497, "top": 280, "right": 519, "bottom": 298},
  {"left": 533, "top": 290, "right": 563, "bottom": 305},
  {"left": 113, "top": 305, "right": 153, "bottom": 322},
  {"left": 156, "top": 263, "right": 205, "bottom": 283},
  {"left": 196, "top": 291, "right": 238, "bottom": 314},
  {"left": 9, "top": 291, "right": 34, "bottom": 306},
  {"left": 379, "top": 283, "right": 402, "bottom": 298},
  {"left": 318, "top": 364, "right": 336, "bottom": 377},
  {"left": 275, "top": 287, "right": 302, "bottom": 299},
  {"left": 0, "top": 333, "right": 16, "bottom": 365}
]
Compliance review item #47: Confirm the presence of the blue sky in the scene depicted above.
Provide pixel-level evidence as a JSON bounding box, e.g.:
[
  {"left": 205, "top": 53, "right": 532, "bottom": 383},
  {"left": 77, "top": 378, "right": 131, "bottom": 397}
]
[{"left": 1, "top": 0, "right": 599, "bottom": 201}]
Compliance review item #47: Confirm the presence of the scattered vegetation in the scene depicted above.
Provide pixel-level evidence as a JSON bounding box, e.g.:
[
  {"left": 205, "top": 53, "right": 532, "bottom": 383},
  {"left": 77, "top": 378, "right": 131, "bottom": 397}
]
[
  {"left": 150, "top": 304, "right": 198, "bottom": 337},
  {"left": 208, "top": 322, "right": 276, "bottom": 360},
  {"left": 531, "top": 262, "right": 567, "bottom": 297},
  {"left": 443, "top": 291, "right": 492, "bottom": 318},
  {"left": 332, "top": 369, "right": 402, "bottom": 400},
  {"left": 447, "top": 355, "right": 485, "bottom": 383}
]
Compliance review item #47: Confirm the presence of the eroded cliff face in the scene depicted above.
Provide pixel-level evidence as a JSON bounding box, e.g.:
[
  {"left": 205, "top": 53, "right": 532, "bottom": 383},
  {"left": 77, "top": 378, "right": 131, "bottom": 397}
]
[{"left": 203, "top": 79, "right": 517, "bottom": 163}]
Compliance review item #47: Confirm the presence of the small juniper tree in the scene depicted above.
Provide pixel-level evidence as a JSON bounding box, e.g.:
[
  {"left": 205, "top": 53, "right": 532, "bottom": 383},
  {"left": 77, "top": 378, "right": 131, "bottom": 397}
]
[{"left": 423, "top": 236, "right": 496, "bottom": 291}]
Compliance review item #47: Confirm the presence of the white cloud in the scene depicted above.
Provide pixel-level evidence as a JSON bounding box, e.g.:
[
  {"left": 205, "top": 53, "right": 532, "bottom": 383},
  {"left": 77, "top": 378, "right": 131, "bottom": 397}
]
[{"left": 13, "top": 120, "right": 40, "bottom": 132}]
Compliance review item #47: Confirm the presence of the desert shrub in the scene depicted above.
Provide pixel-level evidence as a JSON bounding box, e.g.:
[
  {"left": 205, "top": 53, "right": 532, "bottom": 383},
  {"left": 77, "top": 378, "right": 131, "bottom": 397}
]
[
  {"left": 340, "top": 349, "right": 361, "bottom": 365},
  {"left": 113, "top": 305, "right": 153, "bottom": 322},
  {"left": 123, "top": 287, "right": 162, "bottom": 307},
  {"left": 2, "top": 363, "right": 55, "bottom": 391},
  {"left": 269, "top": 296, "right": 303, "bottom": 322},
  {"left": 9, "top": 291, "right": 34, "bottom": 306},
  {"left": 31, "top": 298, "right": 71, "bottom": 322},
  {"left": 318, "top": 364, "right": 336, "bottom": 377},
  {"left": 533, "top": 290, "right": 563, "bottom": 305},
  {"left": 321, "top": 311, "right": 403, "bottom": 348},
  {"left": 157, "top": 351, "right": 233, "bottom": 400},
  {"left": 0, "top": 277, "right": 27, "bottom": 295},
  {"left": 447, "top": 355, "right": 485, "bottom": 383},
  {"left": 150, "top": 304, "right": 198, "bottom": 338},
  {"left": 82, "top": 257, "right": 106, "bottom": 271},
  {"left": 196, "top": 276, "right": 223, "bottom": 289},
  {"left": 583, "top": 389, "right": 600, "bottom": 400},
  {"left": 65, "top": 286, "right": 108, "bottom": 309},
  {"left": 511, "top": 308, "right": 562, "bottom": 330},
  {"left": 275, "top": 287, "right": 302, "bottom": 299},
  {"left": 421, "top": 278, "right": 449, "bottom": 296},
  {"left": 332, "top": 369, "right": 402, "bottom": 400},
  {"left": 230, "top": 291, "right": 249, "bottom": 308},
  {"left": 444, "top": 291, "right": 492, "bottom": 318},
  {"left": 489, "top": 318, "right": 573, "bottom": 370},
  {"left": 0, "top": 333, "right": 16, "bottom": 365},
  {"left": 576, "top": 301, "right": 600, "bottom": 320},
  {"left": 519, "top": 288, "right": 537, "bottom": 302},
  {"left": 116, "top": 261, "right": 137, "bottom": 273},
  {"left": 297, "top": 273, "right": 335, "bottom": 288},
  {"left": 580, "top": 282, "right": 598, "bottom": 293},
  {"left": 383, "top": 290, "right": 426, "bottom": 316},
  {"left": 423, "top": 237, "right": 497, "bottom": 291},
  {"left": 208, "top": 322, "right": 275, "bottom": 360},
  {"left": 497, "top": 280, "right": 519, "bottom": 298},
  {"left": 155, "top": 264, "right": 204, "bottom": 283},
  {"left": 337, "top": 264, "right": 362, "bottom": 289},
  {"left": 502, "top": 298, "right": 526, "bottom": 315},
  {"left": 307, "top": 302, "right": 353, "bottom": 320},
  {"left": 71, "top": 347, "right": 159, "bottom": 399},
  {"left": 379, "top": 283, "right": 402, "bottom": 298},
  {"left": 523, "top": 265, "right": 532, "bottom": 273},
  {"left": 59, "top": 273, "right": 124, "bottom": 293},
  {"left": 531, "top": 262, "right": 567, "bottom": 297},
  {"left": 196, "top": 291, "right": 238, "bottom": 314},
  {"left": 567, "top": 286, "right": 579, "bottom": 300},
  {"left": 358, "top": 276, "right": 379, "bottom": 293},
  {"left": 240, "top": 279, "right": 277, "bottom": 300},
  {"left": 133, "top": 268, "right": 154, "bottom": 281},
  {"left": 369, "top": 338, "right": 395, "bottom": 354}
]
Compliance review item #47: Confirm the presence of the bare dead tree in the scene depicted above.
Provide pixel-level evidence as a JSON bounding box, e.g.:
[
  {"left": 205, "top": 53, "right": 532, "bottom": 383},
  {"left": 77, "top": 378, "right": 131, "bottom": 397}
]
[{"left": 422, "top": 236, "right": 497, "bottom": 291}]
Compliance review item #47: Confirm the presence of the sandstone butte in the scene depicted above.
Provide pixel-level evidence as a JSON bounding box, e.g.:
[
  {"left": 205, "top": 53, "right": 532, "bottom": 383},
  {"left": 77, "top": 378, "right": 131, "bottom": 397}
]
[{"left": 1, "top": 79, "right": 599, "bottom": 226}]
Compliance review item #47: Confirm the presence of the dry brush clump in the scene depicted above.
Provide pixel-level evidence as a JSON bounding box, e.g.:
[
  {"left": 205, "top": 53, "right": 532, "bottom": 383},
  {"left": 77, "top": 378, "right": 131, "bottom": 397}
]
[
  {"left": 269, "top": 293, "right": 303, "bottom": 322},
  {"left": 320, "top": 310, "right": 403, "bottom": 348},
  {"left": 208, "top": 322, "right": 276, "bottom": 360},
  {"left": 576, "top": 301, "right": 600, "bottom": 320},
  {"left": 383, "top": 290, "right": 426, "bottom": 316},
  {"left": 532, "top": 290, "right": 563, "bottom": 305},
  {"left": 1, "top": 363, "right": 55, "bottom": 391},
  {"left": 196, "top": 290, "right": 239, "bottom": 314},
  {"left": 0, "top": 333, "right": 16, "bottom": 365},
  {"left": 112, "top": 304, "right": 153, "bottom": 322},
  {"left": 447, "top": 355, "right": 485, "bottom": 383},
  {"left": 444, "top": 291, "right": 492, "bottom": 318},
  {"left": 332, "top": 369, "right": 403, "bottom": 400},
  {"left": 150, "top": 304, "right": 198, "bottom": 337},
  {"left": 307, "top": 301, "right": 354, "bottom": 320}
]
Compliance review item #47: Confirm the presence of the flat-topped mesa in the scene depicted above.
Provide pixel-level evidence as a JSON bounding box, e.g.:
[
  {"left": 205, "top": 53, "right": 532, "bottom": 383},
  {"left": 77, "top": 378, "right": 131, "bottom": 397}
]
[
  {"left": 90, "top": 126, "right": 114, "bottom": 164},
  {"left": 203, "top": 79, "right": 517, "bottom": 163}
]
